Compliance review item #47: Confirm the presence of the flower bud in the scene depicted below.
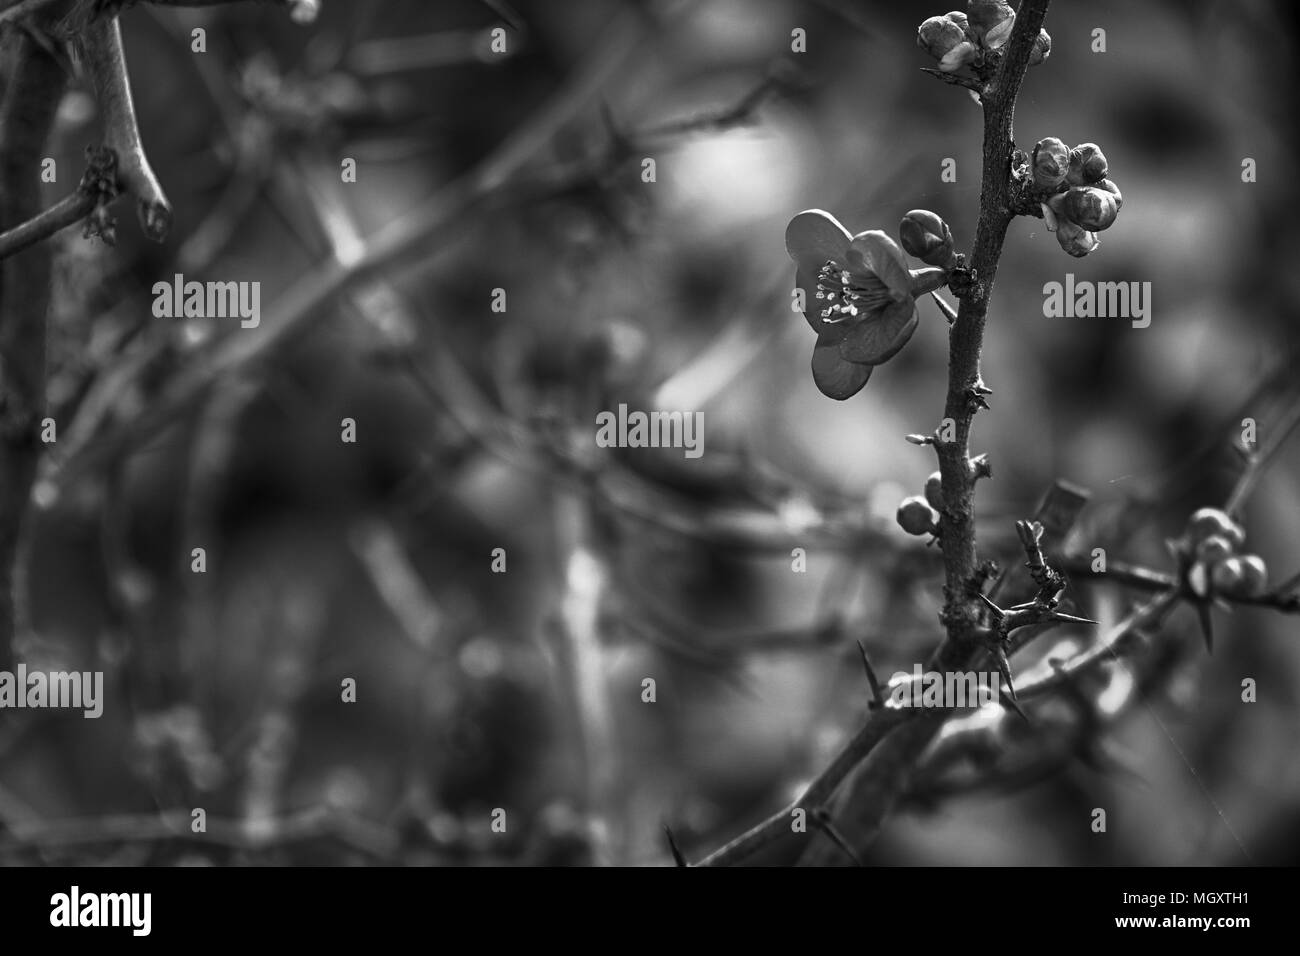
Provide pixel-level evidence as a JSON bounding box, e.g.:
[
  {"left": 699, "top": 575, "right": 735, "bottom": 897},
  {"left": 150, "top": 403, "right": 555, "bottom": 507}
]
[
  {"left": 1235, "top": 554, "right": 1269, "bottom": 597},
  {"left": 1194, "top": 534, "right": 1235, "bottom": 565},
  {"left": 918, "top": 16, "right": 970, "bottom": 68},
  {"left": 1065, "top": 143, "right": 1108, "bottom": 185},
  {"left": 968, "top": 0, "right": 1014, "bottom": 50},
  {"left": 1061, "top": 186, "right": 1118, "bottom": 231},
  {"left": 899, "top": 209, "right": 956, "bottom": 268},
  {"left": 1095, "top": 178, "right": 1123, "bottom": 210},
  {"left": 1028, "top": 28, "right": 1051, "bottom": 65},
  {"left": 1032, "top": 137, "right": 1070, "bottom": 189},
  {"left": 1209, "top": 556, "right": 1244, "bottom": 594},
  {"left": 940, "top": 41, "right": 977, "bottom": 72},
  {"left": 1186, "top": 507, "right": 1246, "bottom": 550},
  {"left": 1210, "top": 555, "right": 1266, "bottom": 598},
  {"left": 1055, "top": 218, "right": 1099, "bottom": 257},
  {"left": 897, "top": 495, "right": 939, "bottom": 536},
  {"left": 924, "top": 471, "right": 946, "bottom": 511}
]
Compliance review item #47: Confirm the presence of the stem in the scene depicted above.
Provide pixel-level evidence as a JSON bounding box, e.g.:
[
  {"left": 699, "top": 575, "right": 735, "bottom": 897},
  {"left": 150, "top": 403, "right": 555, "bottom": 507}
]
[
  {"left": 0, "top": 192, "right": 96, "bottom": 260},
  {"left": 80, "top": 14, "right": 173, "bottom": 241},
  {"left": 0, "top": 32, "right": 67, "bottom": 669}
]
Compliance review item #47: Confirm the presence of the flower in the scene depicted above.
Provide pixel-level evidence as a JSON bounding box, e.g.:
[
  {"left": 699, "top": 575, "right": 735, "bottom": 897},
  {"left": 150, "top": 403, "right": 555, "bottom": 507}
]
[{"left": 786, "top": 210, "right": 943, "bottom": 400}]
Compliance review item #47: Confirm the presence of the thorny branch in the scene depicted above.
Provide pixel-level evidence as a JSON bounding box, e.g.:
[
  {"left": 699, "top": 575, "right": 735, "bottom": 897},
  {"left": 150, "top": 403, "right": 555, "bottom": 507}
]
[{"left": 689, "top": 0, "right": 1054, "bottom": 867}]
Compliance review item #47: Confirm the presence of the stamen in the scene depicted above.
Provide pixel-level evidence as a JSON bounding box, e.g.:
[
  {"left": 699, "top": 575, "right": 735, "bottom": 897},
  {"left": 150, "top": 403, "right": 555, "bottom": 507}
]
[{"left": 814, "top": 259, "right": 896, "bottom": 324}]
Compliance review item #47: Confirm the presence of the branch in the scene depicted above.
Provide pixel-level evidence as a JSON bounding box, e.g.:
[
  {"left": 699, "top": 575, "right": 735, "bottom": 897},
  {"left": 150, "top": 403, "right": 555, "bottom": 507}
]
[
  {"left": 1061, "top": 555, "right": 1300, "bottom": 613},
  {"left": 79, "top": 13, "right": 172, "bottom": 241},
  {"left": 0, "top": 805, "right": 398, "bottom": 860},
  {"left": 1224, "top": 396, "right": 1300, "bottom": 517},
  {"left": 1017, "top": 589, "right": 1179, "bottom": 701},
  {"left": 0, "top": 30, "right": 67, "bottom": 671},
  {"left": 693, "top": 706, "right": 914, "bottom": 866},
  {"left": 0, "top": 144, "right": 119, "bottom": 260},
  {"left": 794, "top": 0, "right": 1052, "bottom": 865}
]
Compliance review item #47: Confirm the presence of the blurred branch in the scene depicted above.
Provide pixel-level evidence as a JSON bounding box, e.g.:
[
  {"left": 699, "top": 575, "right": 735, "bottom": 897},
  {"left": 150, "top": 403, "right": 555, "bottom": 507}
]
[
  {"left": 0, "top": 146, "right": 119, "bottom": 261},
  {"left": 0, "top": 805, "right": 398, "bottom": 860},
  {"left": 48, "top": 5, "right": 652, "bottom": 486},
  {"left": 79, "top": 14, "right": 172, "bottom": 240},
  {"left": 1224, "top": 396, "right": 1300, "bottom": 518},
  {"left": 1017, "top": 590, "right": 1179, "bottom": 701},
  {"left": 0, "top": 30, "right": 66, "bottom": 670}
]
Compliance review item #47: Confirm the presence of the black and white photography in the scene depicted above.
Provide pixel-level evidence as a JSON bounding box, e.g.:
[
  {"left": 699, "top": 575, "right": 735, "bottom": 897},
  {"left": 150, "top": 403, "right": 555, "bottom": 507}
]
[{"left": 0, "top": 0, "right": 1296, "bottom": 908}]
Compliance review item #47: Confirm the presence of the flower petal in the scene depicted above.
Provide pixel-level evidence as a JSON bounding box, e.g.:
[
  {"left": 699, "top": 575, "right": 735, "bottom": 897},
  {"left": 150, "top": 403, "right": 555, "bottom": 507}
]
[
  {"left": 812, "top": 334, "right": 872, "bottom": 400},
  {"left": 837, "top": 298, "right": 918, "bottom": 365},
  {"left": 846, "top": 230, "right": 911, "bottom": 298},
  {"left": 786, "top": 210, "right": 852, "bottom": 275}
]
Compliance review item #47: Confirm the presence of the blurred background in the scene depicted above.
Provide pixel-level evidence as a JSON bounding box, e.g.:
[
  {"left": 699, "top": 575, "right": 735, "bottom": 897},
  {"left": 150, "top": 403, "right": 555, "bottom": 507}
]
[{"left": 2, "top": 0, "right": 1298, "bottom": 865}]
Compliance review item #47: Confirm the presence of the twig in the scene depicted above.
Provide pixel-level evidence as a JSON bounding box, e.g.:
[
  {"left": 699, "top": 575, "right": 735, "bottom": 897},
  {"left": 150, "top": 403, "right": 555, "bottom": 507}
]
[
  {"left": 1060, "top": 556, "right": 1300, "bottom": 613},
  {"left": 79, "top": 13, "right": 172, "bottom": 241},
  {"left": 1017, "top": 589, "right": 1180, "bottom": 701},
  {"left": 0, "top": 144, "right": 119, "bottom": 261},
  {"left": 1224, "top": 397, "right": 1300, "bottom": 517}
]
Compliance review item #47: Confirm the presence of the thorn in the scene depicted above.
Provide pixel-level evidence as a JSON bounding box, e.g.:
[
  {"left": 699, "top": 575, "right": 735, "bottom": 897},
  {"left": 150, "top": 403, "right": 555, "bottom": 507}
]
[
  {"left": 811, "top": 809, "right": 863, "bottom": 866},
  {"left": 1047, "top": 610, "right": 1099, "bottom": 626},
  {"left": 977, "top": 592, "right": 1005, "bottom": 619},
  {"left": 663, "top": 824, "right": 688, "bottom": 867},
  {"left": 856, "top": 640, "right": 885, "bottom": 710},
  {"left": 1196, "top": 601, "right": 1214, "bottom": 655},
  {"left": 929, "top": 290, "right": 958, "bottom": 325},
  {"left": 972, "top": 379, "right": 993, "bottom": 395},
  {"left": 998, "top": 690, "right": 1029, "bottom": 722},
  {"left": 905, "top": 433, "right": 934, "bottom": 446},
  {"left": 992, "top": 644, "right": 1018, "bottom": 702}
]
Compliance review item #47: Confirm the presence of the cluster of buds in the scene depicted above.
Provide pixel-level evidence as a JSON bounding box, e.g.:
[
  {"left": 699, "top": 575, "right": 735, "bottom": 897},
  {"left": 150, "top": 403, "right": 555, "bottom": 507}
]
[
  {"left": 1179, "top": 508, "right": 1268, "bottom": 600},
  {"left": 1029, "top": 138, "right": 1123, "bottom": 257},
  {"left": 896, "top": 455, "right": 992, "bottom": 537},
  {"left": 918, "top": 2, "right": 1051, "bottom": 74}
]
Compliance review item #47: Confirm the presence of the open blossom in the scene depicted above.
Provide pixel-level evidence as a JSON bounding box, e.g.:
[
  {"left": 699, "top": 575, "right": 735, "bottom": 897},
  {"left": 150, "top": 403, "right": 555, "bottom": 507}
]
[{"left": 786, "top": 210, "right": 946, "bottom": 400}]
